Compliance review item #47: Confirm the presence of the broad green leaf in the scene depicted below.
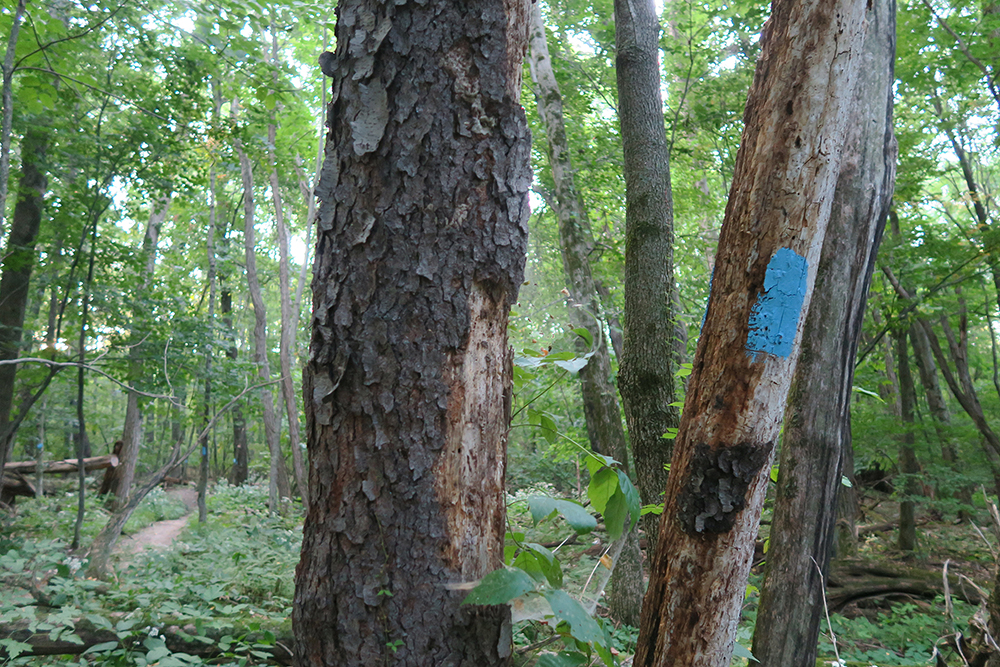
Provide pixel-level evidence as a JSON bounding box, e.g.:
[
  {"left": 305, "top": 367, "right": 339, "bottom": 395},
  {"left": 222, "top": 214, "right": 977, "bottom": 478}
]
[
  {"left": 536, "top": 652, "right": 589, "bottom": 667},
  {"left": 640, "top": 503, "right": 664, "bottom": 516},
  {"left": 585, "top": 453, "right": 617, "bottom": 478},
  {"left": 527, "top": 496, "right": 597, "bottom": 534},
  {"left": 543, "top": 590, "right": 604, "bottom": 644},
  {"left": 733, "top": 642, "right": 758, "bottom": 662},
  {"left": 461, "top": 568, "right": 535, "bottom": 605},
  {"left": 539, "top": 412, "right": 558, "bottom": 444},
  {"left": 553, "top": 354, "right": 592, "bottom": 374},
  {"left": 572, "top": 327, "right": 594, "bottom": 348},
  {"left": 603, "top": 489, "right": 628, "bottom": 540},
  {"left": 587, "top": 467, "right": 618, "bottom": 514},
  {"left": 616, "top": 470, "right": 641, "bottom": 530},
  {"left": 84, "top": 641, "right": 121, "bottom": 654}
]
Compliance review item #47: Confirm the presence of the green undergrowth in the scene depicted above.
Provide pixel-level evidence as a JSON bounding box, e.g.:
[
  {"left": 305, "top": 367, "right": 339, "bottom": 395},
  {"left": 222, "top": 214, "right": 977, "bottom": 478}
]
[{"left": 0, "top": 481, "right": 301, "bottom": 666}]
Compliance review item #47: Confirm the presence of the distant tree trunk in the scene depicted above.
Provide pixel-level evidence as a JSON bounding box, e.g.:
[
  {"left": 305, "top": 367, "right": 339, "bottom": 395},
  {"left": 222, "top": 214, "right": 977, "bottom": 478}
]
[
  {"left": 233, "top": 101, "right": 290, "bottom": 511},
  {"left": 750, "top": 2, "right": 895, "bottom": 662},
  {"left": 114, "top": 196, "right": 168, "bottom": 510},
  {"left": 267, "top": 20, "right": 308, "bottom": 503},
  {"left": 0, "top": 126, "right": 47, "bottom": 498},
  {"left": 72, "top": 221, "right": 98, "bottom": 550},
  {"left": 613, "top": 0, "right": 681, "bottom": 549},
  {"left": 632, "top": 0, "right": 872, "bottom": 662},
  {"left": 0, "top": 0, "right": 26, "bottom": 235},
  {"left": 896, "top": 329, "right": 920, "bottom": 552},
  {"left": 526, "top": 1, "right": 643, "bottom": 626},
  {"left": 293, "top": 0, "right": 531, "bottom": 662},
  {"left": 222, "top": 286, "right": 248, "bottom": 486}
]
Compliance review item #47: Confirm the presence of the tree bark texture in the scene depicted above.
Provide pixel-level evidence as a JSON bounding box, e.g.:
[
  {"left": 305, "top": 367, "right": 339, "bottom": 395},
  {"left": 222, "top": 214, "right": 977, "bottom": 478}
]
[
  {"left": 751, "top": 1, "right": 895, "bottom": 662},
  {"left": 613, "top": 0, "right": 681, "bottom": 550},
  {"left": 526, "top": 1, "right": 643, "bottom": 626},
  {"left": 294, "top": 0, "right": 531, "bottom": 665},
  {"left": 632, "top": 0, "right": 871, "bottom": 663},
  {"left": 220, "top": 286, "right": 248, "bottom": 486},
  {"left": 234, "top": 128, "right": 290, "bottom": 510},
  {"left": 0, "top": 126, "right": 47, "bottom": 495}
]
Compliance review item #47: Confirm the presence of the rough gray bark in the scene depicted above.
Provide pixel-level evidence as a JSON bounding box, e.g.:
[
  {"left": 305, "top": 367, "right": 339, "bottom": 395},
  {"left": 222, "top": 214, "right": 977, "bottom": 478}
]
[
  {"left": 293, "top": 0, "right": 531, "bottom": 663},
  {"left": 750, "top": 0, "right": 895, "bottom": 661},
  {"left": 233, "top": 108, "right": 290, "bottom": 510},
  {"left": 633, "top": 0, "right": 872, "bottom": 662},
  {"left": 613, "top": 0, "right": 681, "bottom": 550},
  {"left": 0, "top": 126, "right": 47, "bottom": 496},
  {"left": 526, "top": 1, "right": 643, "bottom": 626}
]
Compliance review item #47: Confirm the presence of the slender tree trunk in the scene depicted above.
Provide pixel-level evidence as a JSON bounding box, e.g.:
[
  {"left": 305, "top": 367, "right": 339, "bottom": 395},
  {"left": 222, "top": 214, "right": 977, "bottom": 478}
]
[
  {"left": 114, "top": 196, "right": 168, "bottom": 510},
  {"left": 613, "top": 0, "right": 681, "bottom": 549},
  {"left": 750, "top": 3, "right": 895, "bottom": 662},
  {"left": 221, "top": 286, "right": 248, "bottom": 485},
  {"left": 72, "top": 222, "right": 98, "bottom": 550},
  {"left": 526, "top": 1, "right": 643, "bottom": 625},
  {"left": 267, "top": 20, "right": 308, "bottom": 502},
  {"left": 0, "top": 126, "right": 47, "bottom": 496},
  {"left": 294, "top": 0, "right": 531, "bottom": 662},
  {"left": 233, "top": 101, "right": 290, "bottom": 511},
  {"left": 896, "top": 329, "right": 920, "bottom": 551},
  {"left": 633, "top": 0, "right": 872, "bottom": 662}
]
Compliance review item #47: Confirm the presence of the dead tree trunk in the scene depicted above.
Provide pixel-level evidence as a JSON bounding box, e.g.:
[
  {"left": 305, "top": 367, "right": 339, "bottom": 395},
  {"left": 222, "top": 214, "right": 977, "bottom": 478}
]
[
  {"left": 750, "top": 0, "right": 895, "bottom": 659},
  {"left": 633, "top": 0, "right": 873, "bottom": 662}
]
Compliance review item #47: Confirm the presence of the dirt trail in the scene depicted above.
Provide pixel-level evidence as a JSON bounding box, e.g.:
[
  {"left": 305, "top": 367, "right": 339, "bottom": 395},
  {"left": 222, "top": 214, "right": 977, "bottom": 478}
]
[{"left": 115, "top": 487, "right": 199, "bottom": 555}]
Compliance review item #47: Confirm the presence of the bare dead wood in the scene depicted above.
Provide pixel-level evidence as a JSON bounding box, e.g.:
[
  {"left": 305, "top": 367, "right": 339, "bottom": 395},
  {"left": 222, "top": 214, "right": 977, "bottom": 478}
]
[
  {"left": 4, "top": 454, "right": 117, "bottom": 474},
  {"left": 825, "top": 560, "right": 981, "bottom": 612}
]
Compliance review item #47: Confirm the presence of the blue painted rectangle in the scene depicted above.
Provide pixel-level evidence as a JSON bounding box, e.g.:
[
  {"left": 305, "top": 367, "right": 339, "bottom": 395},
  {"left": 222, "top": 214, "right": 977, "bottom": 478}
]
[{"left": 746, "top": 247, "right": 808, "bottom": 361}]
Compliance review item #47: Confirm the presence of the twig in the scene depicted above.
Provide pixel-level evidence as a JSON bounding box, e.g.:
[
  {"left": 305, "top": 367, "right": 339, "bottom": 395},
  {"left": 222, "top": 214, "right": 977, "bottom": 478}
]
[{"left": 811, "top": 556, "right": 841, "bottom": 666}]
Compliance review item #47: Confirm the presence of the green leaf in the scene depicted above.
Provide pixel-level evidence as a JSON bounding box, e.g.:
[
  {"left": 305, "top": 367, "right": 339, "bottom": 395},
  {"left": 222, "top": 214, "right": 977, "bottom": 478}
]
[
  {"left": 640, "top": 503, "right": 664, "bottom": 516},
  {"left": 525, "top": 543, "right": 562, "bottom": 588},
  {"left": 585, "top": 453, "right": 617, "bottom": 478},
  {"left": 841, "top": 475, "right": 853, "bottom": 488},
  {"left": 587, "top": 468, "right": 618, "bottom": 514},
  {"left": 84, "top": 641, "right": 121, "bottom": 654},
  {"left": 733, "top": 642, "right": 758, "bottom": 662},
  {"left": 543, "top": 590, "right": 604, "bottom": 644},
  {"left": 0, "top": 638, "right": 33, "bottom": 659},
  {"left": 539, "top": 412, "right": 558, "bottom": 444},
  {"left": 603, "top": 489, "right": 628, "bottom": 540},
  {"left": 536, "top": 652, "right": 589, "bottom": 667},
  {"left": 527, "top": 496, "right": 597, "bottom": 534},
  {"left": 461, "top": 568, "right": 535, "bottom": 605},
  {"left": 572, "top": 327, "right": 594, "bottom": 349},
  {"left": 616, "top": 471, "right": 641, "bottom": 530}
]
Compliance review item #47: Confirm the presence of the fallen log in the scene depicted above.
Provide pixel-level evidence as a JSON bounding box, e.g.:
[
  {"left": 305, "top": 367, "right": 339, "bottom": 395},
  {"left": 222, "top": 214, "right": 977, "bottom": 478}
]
[
  {"left": 826, "top": 560, "right": 983, "bottom": 612},
  {"left": 0, "top": 618, "right": 294, "bottom": 665},
  {"left": 4, "top": 454, "right": 118, "bottom": 475},
  {"left": 1, "top": 471, "right": 35, "bottom": 505}
]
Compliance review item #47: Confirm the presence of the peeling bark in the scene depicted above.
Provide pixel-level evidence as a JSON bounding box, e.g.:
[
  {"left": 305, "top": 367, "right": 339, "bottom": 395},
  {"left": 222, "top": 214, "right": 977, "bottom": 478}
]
[
  {"left": 751, "top": 0, "right": 895, "bottom": 660},
  {"left": 633, "top": 0, "right": 873, "bottom": 662},
  {"left": 293, "top": 0, "right": 531, "bottom": 664}
]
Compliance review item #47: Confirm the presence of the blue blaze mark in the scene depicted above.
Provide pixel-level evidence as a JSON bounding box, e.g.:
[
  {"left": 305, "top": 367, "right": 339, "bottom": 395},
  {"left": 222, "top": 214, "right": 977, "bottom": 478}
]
[{"left": 746, "top": 247, "right": 808, "bottom": 361}]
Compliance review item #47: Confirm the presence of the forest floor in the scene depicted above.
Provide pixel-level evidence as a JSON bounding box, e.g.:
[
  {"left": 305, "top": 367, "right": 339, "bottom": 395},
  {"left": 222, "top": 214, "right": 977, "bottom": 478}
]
[{"left": 114, "top": 486, "right": 198, "bottom": 555}]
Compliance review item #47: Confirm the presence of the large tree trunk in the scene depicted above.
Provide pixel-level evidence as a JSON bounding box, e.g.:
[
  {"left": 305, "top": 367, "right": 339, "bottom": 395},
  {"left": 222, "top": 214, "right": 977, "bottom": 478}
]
[
  {"left": 0, "top": 0, "right": 26, "bottom": 235},
  {"left": 233, "top": 106, "right": 290, "bottom": 511},
  {"left": 896, "top": 329, "right": 920, "bottom": 551},
  {"left": 293, "top": 0, "right": 531, "bottom": 663},
  {"left": 632, "top": 0, "right": 872, "bottom": 662},
  {"left": 613, "top": 0, "right": 681, "bottom": 550},
  {"left": 526, "top": 1, "right": 643, "bottom": 626},
  {"left": 0, "top": 126, "right": 47, "bottom": 499},
  {"left": 750, "top": 3, "right": 895, "bottom": 663},
  {"left": 222, "top": 286, "right": 248, "bottom": 486}
]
